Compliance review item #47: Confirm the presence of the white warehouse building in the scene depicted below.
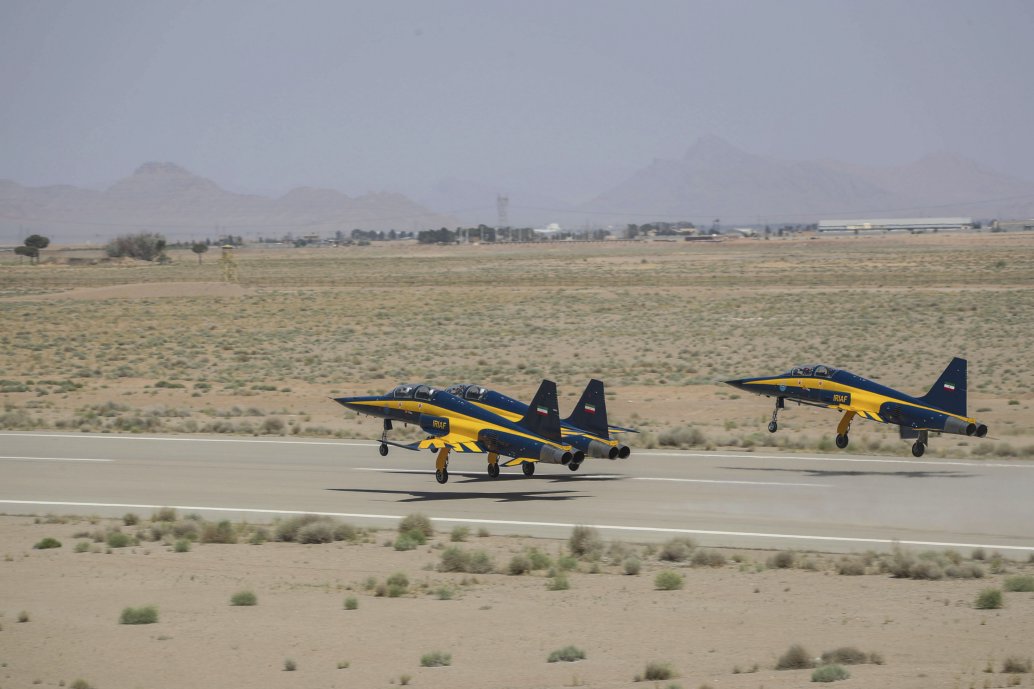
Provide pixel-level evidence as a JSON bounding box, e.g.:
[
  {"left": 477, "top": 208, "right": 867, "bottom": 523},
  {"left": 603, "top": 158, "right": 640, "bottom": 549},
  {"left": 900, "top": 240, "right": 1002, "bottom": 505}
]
[{"left": 817, "top": 217, "right": 973, "bottom": 233}]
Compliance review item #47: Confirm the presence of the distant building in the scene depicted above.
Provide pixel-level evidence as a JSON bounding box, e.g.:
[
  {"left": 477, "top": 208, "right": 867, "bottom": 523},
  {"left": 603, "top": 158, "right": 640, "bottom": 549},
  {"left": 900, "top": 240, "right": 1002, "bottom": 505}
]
[{"left": 817, "top": 217, "right": 973, "bottom": 233}]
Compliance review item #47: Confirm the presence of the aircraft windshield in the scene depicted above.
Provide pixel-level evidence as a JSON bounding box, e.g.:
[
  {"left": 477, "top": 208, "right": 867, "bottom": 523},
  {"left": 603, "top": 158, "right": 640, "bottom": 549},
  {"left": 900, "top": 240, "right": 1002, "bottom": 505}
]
[
  {"left": 444, "top": 384, "right": 487, "bottom": 401},
  {"left": 414, "top": 385, "right": 434, "bottom": 401},
  {"left": 392, "top": 385, "right": 414, "bottom": 399},
  {"left": 789, "top": 364, "right": 835, "bottom": 378}
]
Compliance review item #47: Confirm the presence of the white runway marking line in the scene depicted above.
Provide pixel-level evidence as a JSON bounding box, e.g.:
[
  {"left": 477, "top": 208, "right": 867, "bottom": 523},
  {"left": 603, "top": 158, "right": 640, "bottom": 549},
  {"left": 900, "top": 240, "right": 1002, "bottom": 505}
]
[
  {"left": 638, "top": 450, "right": 1034, "bottom": 470},
  {"left": 0, "top": 432, "right": 370, "bottom": 448},
  {"left": 0, "top": 456, "right": 113, "bottom": 463},
  {"left": 354, "top": 467, "right": 829, "bottom": 487},
  {"left": 1, "top": 499, "right": 1031, "bottom": 553}
]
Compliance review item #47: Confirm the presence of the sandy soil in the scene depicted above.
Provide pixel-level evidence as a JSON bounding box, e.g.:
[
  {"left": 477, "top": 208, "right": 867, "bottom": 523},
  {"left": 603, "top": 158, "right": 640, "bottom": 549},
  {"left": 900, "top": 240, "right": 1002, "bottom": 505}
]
[{"left": 2, "top": 514, "right": 1033, "bottom": 689}]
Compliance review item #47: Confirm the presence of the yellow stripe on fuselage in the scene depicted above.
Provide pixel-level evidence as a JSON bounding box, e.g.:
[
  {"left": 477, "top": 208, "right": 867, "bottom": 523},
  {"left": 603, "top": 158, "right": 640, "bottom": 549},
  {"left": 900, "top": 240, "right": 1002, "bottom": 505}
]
[
  {"left": 349, "top": 399, "right": 572, "bottom": 449},
  {"left": 745, "top": 377, "right": 975, "bottom": 424}
]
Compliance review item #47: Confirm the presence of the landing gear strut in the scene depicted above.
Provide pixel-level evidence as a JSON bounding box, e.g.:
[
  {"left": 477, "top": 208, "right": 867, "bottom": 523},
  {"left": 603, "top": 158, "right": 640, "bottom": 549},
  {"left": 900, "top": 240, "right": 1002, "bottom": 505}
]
[
  {"left": 379, "top": 419, "right": 392, "bottom": 456},
  {"left": 434, "top": 447, "right": 451, "bottom": 484},
  {"left": 834, "top": 411, "right": 856, "bottom": 450},
  {"left": 912, "top": 430, "right": 928, "bottom": 458},
  {"left": 521, "top": 461, "right": 535, "bottom": 477},
  {"left": 768, "top": 397, "right": 784, "bottom": 433},
  {"left": 487, "top": 452, "right": 500, "bottom": 479}
]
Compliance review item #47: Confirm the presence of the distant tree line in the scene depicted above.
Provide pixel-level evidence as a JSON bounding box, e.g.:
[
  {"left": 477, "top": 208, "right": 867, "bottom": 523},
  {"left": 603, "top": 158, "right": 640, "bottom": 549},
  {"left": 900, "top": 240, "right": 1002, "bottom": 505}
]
[
  {"left": 15, "top": 234, "right": 50, "bottom": 264},
  {"left": 105, "top": 232, "right": 168, "bottom": 262}
]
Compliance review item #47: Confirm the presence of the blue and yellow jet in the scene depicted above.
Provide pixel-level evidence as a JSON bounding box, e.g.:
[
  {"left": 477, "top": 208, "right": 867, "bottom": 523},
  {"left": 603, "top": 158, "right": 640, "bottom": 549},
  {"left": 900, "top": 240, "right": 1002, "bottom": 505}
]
[
  {"left": 444, "top": 379, "right": 635, "bottom": 467},
  {"left": 333, "top": 379, "right": 583, "bottom": 483},
  {"left": 725, "top": 357, "right": 989, "bottom": 457}
]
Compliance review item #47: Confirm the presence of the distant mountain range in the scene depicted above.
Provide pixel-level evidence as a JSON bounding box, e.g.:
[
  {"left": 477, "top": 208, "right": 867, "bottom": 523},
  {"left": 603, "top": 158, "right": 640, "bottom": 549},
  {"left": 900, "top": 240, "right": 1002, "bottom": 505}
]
[
  {"left": 3, "top": 140, "right": 1033, "bottom": 243},
  {"left": 0, "top": 162, "right": 457, "bottom": 243}
]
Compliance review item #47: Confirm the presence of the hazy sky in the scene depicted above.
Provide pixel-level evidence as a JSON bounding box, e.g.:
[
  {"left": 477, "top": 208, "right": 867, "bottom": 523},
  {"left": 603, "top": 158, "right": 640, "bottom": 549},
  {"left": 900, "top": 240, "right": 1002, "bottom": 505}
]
[{"left": 2, "top": 0, "right": 1033, "bottom": 203}]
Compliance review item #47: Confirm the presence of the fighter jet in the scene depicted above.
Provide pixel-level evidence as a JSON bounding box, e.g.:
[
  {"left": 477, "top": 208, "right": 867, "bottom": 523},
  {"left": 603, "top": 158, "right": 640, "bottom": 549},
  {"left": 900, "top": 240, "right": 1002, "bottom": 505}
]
[
  {"left": 333, "top": 379, "right": 583, "bottom": 483},
  {"left": 725, "top": 357, "right": 989, "bottom": 457},
  {"left": 444, "top": 379, "right": 635, "bottom": 468}
]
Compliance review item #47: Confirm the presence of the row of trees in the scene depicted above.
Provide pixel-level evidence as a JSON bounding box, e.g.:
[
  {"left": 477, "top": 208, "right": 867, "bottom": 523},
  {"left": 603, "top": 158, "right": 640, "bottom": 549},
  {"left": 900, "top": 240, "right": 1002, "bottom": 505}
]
[{"left": 14, "top": 234, "right": 50, "bottom": 263}]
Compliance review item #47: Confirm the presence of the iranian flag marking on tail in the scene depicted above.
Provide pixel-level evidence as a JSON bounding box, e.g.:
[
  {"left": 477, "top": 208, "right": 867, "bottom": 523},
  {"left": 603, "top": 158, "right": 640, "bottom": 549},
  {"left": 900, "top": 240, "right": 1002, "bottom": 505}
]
[
  {"left": 584, "top": 404, "right": 596, "bottom": 414},
  {"left": 943, "top": 382, "right": 956, "bottom": 391},
  {"left": 536, "top": 406, "right": 549, "bottom": 416}
]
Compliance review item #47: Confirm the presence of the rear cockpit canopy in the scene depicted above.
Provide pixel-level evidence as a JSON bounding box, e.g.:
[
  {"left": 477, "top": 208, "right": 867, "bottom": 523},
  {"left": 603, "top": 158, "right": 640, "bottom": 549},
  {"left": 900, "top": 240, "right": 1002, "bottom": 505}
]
[
  {"left": 789, "top": 364, "right": 836, "bottom": 378},
  {"left": 445, "top": 384, "right": 487, "bottom": 402}
]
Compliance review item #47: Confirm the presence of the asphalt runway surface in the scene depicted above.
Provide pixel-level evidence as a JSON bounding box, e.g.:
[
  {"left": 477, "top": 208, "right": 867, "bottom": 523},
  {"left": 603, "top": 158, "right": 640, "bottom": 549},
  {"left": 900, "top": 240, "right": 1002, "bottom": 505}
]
[{"left": 2, "top": 431, "right": 1032, "bottom": 554}]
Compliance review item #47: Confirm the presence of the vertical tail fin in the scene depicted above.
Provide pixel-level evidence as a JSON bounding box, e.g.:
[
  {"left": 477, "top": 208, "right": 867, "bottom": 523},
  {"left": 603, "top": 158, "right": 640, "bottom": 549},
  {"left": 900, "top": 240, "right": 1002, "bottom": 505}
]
[
  {"left": 517, "top": 379, "right": 563, "bottom": 443},
  {"left": 563, "top": 379, "right": 610, "bottom": 439},
  {"left": 919, "top": 357, "right": 967, "bottom": 417}
]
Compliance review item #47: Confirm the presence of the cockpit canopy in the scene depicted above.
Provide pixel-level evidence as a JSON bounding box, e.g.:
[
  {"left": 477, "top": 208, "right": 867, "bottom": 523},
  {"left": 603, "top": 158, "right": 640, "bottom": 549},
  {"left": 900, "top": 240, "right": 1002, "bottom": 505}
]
[
  {"left": 391, "top": 384, "right": 437, "bottom": 400},
  {"left": 788, "top": 364, "right": 836, "bottom": 378},
  {"left": 445, "top": 383, "right": 487, "bottom": 401}
]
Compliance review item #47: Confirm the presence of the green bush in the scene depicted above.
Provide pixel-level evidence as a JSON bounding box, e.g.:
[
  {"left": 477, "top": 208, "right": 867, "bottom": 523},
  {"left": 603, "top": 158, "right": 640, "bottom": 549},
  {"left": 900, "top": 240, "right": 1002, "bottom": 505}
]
[
  {"left": 399, "top": 513, "right": 434, "bottom": 538},
  {"left": 654, "top": 569, "right": 684, "bottom": 590},
  {"left": 439, "top": 546, "right": 470, "bottom": 572},
  {"left": 450, "top": 526, "right": 469, "bottom": 542},
  {"left": 820, "top": 647, "right": 868, "bottom": 665},
  {"left": 767, "top": 550, "right": 796, "bottom": 569},
  {"left": 548, "top": 645, "right": 586, "bottom": 662},
  {"left": 548, "top": 573, "right": 570, "bottom": 590},
  {"left": 569, "top": 525, "right": 603, "bottom": 559},
  {"left": 230, "top": 590, "right": 257, "bottom": 606},
  {"left": 74, "top": 541, "right": 91, "bottom": 553},
  {"left": 344, "top": 596, "right": 358, "bottom": 610},
  {"left": 295, "top": 521, "right": 337, "bottom": 544},
  {"left": 623, "top": 556, "right": 642, "bottom": 575},
  {"left": 776, "top": 644, "right": 814, "bottom": 670},
  {"left": 467, "top": 550, "right": 494, "bottom": 574},
  {"left": 200, "top": 520, "right": 237, "bottom": 544},
  {"left": 106, "top": 531, "right": 133, "bottom": 548},
  {"left": 386, "top": 572, "right": 409, "bottom": 597},
  {"left": 811, "top": 664, "right": 850, "bottom": 682},
  {"left": 394, "top": 532, "right": 422, "bottom": 551},
  {"left": 152, "top": 507, "right": 177, "bottom": 522},
  {"left": 123, "top": 512, "right": 139, "bottom": 526},
  {"left": 420, "top": 651, "right": 452, "bottom": 667},
  {"left": 975, "top": 588, "right": 1003, "bottom": 609},
  {"left": 835, "top": 556, "right": 866, "bottom": 575},
  {"left": 174, "top": 538, "right": 191, "bottom": 553},
  {"left": 70, "top": 680, "right": 94, "bottom": 689},
  {"left": 691, "top": 549, "right": 726, "bottom": 567},
  {"left": 641, "top": 660, "right": 677, "bottom": 681},
  {"left": 33, "top": 537, "right": 62, "bottom": 549},
  {"left": 120, "top": 606, "right": 159, "bottom": 624},
  {"left": 1004, "top": 575, "right": 1034, "bottom": 592},
  {"left": 527, "top": 547, "right": 552, "bottom": 570},
  {"left": 508, "top": 554, "right": 532, "bottom": 575}
]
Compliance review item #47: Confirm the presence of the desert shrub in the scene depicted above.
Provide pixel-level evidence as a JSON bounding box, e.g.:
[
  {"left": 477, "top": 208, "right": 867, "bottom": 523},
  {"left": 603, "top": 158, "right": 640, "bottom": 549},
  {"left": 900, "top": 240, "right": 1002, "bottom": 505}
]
[
  {"left": 434, "top": 585, "right": 455, "bottom": 600},
  {"left": 1004, "top": 575, "right": 1034, "bottom": 592},
  {"left": 174, "top": 539, "right": 191, "bottom": 552},
  {"left": 296, "top": 520, "right": 339, "bottom": 544},
  {"left": 548, "top": 645, "right": 586, "bottom": 662},
  {"left": 659, "top": 537, "right": 696, "bottom": 562},
  {"left": 767, "top": 550, "right": 796, "bottom": 569},
  {"left": 556, "top": 554, "right": 579, "bottom": 571},
  {"left": 420, "top": 651, "right": 452, "bottom": 667},
  {"left": 274, "top": 514, "right": 324, "bottom": 542},
  {"left": 106, "top": 530, "right": 133, "bottom": 548},
  {"left": 18, "top": 610, "right": 29, "bottom": 622},
  {"left": 654, "top": 570, "right": 684, "bottom": 590},
  {"left": 344, "top": 596, "right": 358, "bottom": 610},
  {"left": 439, "top": 546, "right": 469, "bottom": 572},
  {"left": 908, "top": 559, "right": 944, "bottom": 580},
  {"left": 975, "top": 588, "right": 1003, "bottom": 609},
  {"left": 508, "top": 554, "right": 532, "bottom": 575},
  {"left": 70, "top": 680, "right": 94, "bottom": 689},
  {"left": 105, "top": 232, "right": 167, "bottom": 261},
  {"left": 200, "top": 520, "right": 237, "bottom": 544},
  {"left": 569, "top": 525, "right": 603, "bottom": 559},
  {"left": 450, "top": 526, "right": 469, "bottom": 542},
  {"left": 230, "top": 590, "right": 257, "bottom": 606},
  {"left": 972, "top": 547, "right": 987, "bottom": 560},
  {"left": 120, "top": 606, "right": 158, "bottom": 624},
  {"left": 171, "top": 520, "right": 200, "bottom": 540},
  {"left": 623, "top": 556, "right": 642, "bottom": 575},
  {"left": 152, "top": 507, "right": 177, "bottom": 522},
  {"left": 658, "top": 425, "right": 706, "bottom": 447},
  {"left": 75, "top": 541, "right": 91, "bottom": 553},
  {"left": 399, "top": 513, "right": 434, "bottom": 538},
  {"left": 1002, "top": 657, "right": 1032, "bottom": 673},
  {"left": 386, "top": 572, "right": 409, "bottom": 597},
  {"left": 776, "top": 644, "right": 814, "bottom": 670},
  {"left": 122, "top": 513, "right": 139, "bottom": 526},
  {"left": 641, "top": 660, "right": 677, "bottom": 681},
  {"left": 394, "top": 532, "right": 421, "bottom": 551},
  {"left": 549, "top": 573, "right": 571, "bottom": 590},
  {"left": 284, "top": 658, "right": 297, "bottom": 671},
  {"left": 249, "top": 527, "right": 270, "bottom": 545},
  {"left": 811, "top": 664, "right": 850, "bottom": 682},
  {"left": 525, "top": 547, "right": 552, "bottom": 570},
  {"left": 836, "top": 556, "right": 866, "bottom": 575},
  {"left": 467, "top": 550, "right": 494, "bottom": 574},
  {"left": 33, "top": 537, "right": 62, "bottom": 549},
  {"left": 691, "top": 549, "right": 726, "bottom": 567},
  {"left": 820, "top": 647, "right": 868, "bottom": 665}
]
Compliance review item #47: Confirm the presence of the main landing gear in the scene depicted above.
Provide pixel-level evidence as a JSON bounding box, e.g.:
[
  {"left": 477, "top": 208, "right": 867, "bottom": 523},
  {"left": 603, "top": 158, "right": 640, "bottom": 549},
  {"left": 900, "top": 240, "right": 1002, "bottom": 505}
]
[
  {"left": 434, "top": 447, "right": 451, "bottom": 484},
  {"left": 768, "top": 397, "right": 785, "bottom": 433},
  {"left": 568, "top": 460, "right": 581, "bottom": 471},
  {"left": 521, "top": 461, "right": 536, "bottom": 477},
  {"left": 834, "top": 410, "right": 856, "bottom": 450},
  {"left": 487, "top": 452, "right": 500, "bottom": 479},
  {"left": 912, "top": 430, "right": 928, "bottom": 458}
]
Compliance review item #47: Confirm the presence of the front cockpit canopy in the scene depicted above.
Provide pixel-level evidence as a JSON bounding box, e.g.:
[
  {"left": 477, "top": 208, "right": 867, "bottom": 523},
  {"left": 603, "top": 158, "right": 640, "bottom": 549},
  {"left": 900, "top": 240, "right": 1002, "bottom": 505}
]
[{"left": 788, "top": 364, "right": 836, "bottom": 378}]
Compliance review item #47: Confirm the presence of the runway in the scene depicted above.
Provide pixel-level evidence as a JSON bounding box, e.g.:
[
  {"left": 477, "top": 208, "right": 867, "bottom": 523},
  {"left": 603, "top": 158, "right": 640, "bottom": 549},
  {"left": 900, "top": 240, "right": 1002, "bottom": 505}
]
[{"left": 2, "top": 431, "right": 1032, "bottom": 553}]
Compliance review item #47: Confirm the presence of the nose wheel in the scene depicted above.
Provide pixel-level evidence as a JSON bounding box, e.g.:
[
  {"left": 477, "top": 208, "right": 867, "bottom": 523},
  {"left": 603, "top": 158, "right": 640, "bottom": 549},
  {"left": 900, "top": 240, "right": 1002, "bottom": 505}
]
[
  {"left": 434, "top": 447, "right": 451, "bottom": 484},
  {"left": 835, "top": 434, "right": 849, "bottom": 449},
  {"left": 435, "top": 468, "right": 449, "bottom": 484},
  {"left": 379, "top": 443, "right": 389, "bottom": 456},
  {"left": 768, "top": 397, "right": 784, "bottom": 433}
]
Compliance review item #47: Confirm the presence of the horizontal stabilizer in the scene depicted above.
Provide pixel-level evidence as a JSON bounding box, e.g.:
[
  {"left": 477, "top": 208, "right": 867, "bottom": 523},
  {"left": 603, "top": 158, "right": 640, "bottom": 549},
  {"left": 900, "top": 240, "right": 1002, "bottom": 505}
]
[{"left": 919, "top": 357, "right": 967, "bottom": 417}]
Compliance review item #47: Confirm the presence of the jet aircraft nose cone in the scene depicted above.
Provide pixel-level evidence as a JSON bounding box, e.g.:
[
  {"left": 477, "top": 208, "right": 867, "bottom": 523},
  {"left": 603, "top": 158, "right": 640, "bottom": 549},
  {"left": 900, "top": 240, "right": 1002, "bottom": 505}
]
[{"left": 724, "top": 378, "right": 749, "bottom": 390}]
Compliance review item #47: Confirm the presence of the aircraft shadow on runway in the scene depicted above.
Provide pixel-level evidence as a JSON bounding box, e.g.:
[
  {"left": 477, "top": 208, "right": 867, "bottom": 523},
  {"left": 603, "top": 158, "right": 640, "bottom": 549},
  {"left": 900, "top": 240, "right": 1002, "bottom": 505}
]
[
  {"left": 328, "top": 486, "right": 588, "bottom": 503},
  {"left": 721, "top": 466, "right": 978, "bottom": 480},
  {"left": 364, "top": 470, "right": 626, "bottom": 484}
]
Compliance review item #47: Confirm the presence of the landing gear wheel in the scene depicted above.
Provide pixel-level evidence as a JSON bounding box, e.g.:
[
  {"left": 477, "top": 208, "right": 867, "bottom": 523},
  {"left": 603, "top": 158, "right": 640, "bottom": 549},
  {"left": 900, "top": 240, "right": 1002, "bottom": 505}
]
[
  {"left": 768, "top": 421, "right": 778, "bottom": 433},
  {"left": 911, "top": 442, "right": 926, "bottom": 458},
  {"left": 378, "top": 443, "right": 389, "bottom": 456},
  {"left": 487, "top": 463, "right": 500, "bottom": 479},
  {"left": 435, "top": 468, "right": 449, "bottom": 484},
  {"left": 835, "top": 434, "right": 849, "bottom": 449},
  {"left": 521, "top": 461, "right": 535, "bottom": 477},
  {"left": 568, "top": 462, "right": 581, "bottom": 472}
]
